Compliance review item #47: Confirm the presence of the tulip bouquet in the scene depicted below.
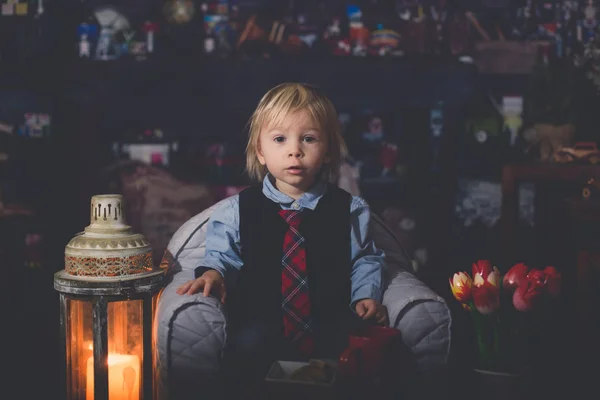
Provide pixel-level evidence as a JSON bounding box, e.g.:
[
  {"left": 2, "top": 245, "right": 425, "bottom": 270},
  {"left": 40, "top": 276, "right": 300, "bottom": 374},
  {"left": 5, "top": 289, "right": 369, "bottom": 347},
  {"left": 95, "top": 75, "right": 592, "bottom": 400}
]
[{"left": 449, "top": 260, "right": 562, "bottom": 373}]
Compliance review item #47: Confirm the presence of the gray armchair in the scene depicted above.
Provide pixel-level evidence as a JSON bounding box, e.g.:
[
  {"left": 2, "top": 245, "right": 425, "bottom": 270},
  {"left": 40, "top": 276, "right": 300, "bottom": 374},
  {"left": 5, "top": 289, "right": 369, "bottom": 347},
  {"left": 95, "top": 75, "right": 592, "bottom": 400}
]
[{"left": 154, "top": 197, "right": 452, "bottom": 399}]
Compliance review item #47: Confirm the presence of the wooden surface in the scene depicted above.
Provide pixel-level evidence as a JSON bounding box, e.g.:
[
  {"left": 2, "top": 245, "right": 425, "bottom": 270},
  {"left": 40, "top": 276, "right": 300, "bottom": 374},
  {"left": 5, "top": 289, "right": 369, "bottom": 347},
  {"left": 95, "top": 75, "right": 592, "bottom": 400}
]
[
  {"left": 500, "top": 162, "right": 600, "bottom": 263},
  {"left": 565, "top": 199, "right": 600, "bottom": 367},
  {"left": 473, "top": 40, "right": 545, "bottom": 75}
]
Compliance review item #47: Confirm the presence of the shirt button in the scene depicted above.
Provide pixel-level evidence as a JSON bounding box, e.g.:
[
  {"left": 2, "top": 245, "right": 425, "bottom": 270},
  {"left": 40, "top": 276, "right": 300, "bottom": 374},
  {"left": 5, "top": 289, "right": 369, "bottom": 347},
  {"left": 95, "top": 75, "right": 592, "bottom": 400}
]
[{"left": 293, "top": 203, "right": 300, "bottom": 210}]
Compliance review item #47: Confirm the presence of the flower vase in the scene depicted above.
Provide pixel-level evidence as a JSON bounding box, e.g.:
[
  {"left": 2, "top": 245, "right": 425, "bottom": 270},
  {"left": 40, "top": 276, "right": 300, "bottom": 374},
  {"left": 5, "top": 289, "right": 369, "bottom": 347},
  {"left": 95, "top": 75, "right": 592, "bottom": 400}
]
[{"left": 472, "top": 368, "right": 530, "bottom": 400}]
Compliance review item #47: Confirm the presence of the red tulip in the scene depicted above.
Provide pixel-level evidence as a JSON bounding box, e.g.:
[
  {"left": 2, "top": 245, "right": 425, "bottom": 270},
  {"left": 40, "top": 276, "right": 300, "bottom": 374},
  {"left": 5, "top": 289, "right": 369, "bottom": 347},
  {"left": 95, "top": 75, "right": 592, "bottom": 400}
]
[
  {"left": 513, "top": 279, "right": 544, "bottom": 312},
  {"left": 526, "top": 268, "right": 546, "bottom": 292},
  {"left": 503, "top": 262, "right": 529, "bottom": 291},
  {"left": 449, "top": 272, "right": 473, "bottom": 302},
  {"left": 543, "top": 266, "right": 561, "bottom": 297},
  {"left": 472, "top": 266, "right": 501, "bottom": 314},
  {"left": 472, "top": 260, "right": 493, "bottom": 281},
  {"left": 473, "top": 265, "right": 501, "bottom": 287},
  {"left": 472, "top": 281, "right": 500, "bottom": 314}
]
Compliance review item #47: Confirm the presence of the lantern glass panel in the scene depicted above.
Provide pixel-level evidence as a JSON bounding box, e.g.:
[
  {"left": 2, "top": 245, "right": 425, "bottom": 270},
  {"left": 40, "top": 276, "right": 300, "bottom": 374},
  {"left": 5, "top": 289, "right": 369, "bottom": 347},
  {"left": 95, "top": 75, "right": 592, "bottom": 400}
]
[
  {"left": 66, "top": 298, "right": 148, "bottom": 400},
  {"left": 66, "top": 299, "right": 93, "bottom": 399}
]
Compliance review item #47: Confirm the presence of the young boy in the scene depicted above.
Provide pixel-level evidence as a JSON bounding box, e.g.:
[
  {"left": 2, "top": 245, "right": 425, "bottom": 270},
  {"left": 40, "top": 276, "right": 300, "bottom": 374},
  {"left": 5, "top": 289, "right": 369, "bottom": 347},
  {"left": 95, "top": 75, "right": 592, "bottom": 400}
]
[{"left": 176, "top": 82, "right": 387, "bottom": 392}]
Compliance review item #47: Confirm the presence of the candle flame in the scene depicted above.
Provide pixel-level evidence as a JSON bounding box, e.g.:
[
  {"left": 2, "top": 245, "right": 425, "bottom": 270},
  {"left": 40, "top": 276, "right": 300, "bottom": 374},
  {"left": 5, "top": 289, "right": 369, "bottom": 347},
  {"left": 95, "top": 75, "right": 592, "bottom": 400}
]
[
  {"left": 86, "top": 353, "right": 140, "bottom": 400},
  {"left": 86, "top": 343, "right": 133, "bottom": 367}
]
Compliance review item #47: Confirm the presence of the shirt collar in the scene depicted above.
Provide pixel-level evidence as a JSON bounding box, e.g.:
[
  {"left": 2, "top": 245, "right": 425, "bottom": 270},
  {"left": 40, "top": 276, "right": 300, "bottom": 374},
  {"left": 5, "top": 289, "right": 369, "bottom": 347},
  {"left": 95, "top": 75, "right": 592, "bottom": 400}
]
[{"left": 262, "top": 174, "right": 327, "bottom": 210}]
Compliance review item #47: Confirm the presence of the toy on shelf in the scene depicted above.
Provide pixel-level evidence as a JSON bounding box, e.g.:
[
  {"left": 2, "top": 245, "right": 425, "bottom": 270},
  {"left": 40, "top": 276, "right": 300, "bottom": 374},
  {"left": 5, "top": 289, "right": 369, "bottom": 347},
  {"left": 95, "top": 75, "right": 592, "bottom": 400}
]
[
  {"left": 18, "top": 113, "right": 51, "bottom": 138},
  {"left": 77, "top": 22, "right": 99, "bottom": 58},
  {"left": 1, "top": 0, "right": 29, "bottom": 16},
  {"left": 429, "top": 1, "right": 448, "bottom": 55},
  {"left": 323, "top": 15, "right": 352, "bottom": 56},
  {"left": 347, "top": 4, "right": 370, "bottom": 56},
  {"left": 324, "top": 16, "right": 342, "bottom": 40},
  {"left": 397, "top": 2, "right": 429, "bottom": 54},
  {"left": 578, "top": 0, "right": 598, "bottom": 44},
  {"left": 0, "top": 120, "right": 13, "bottom": 136},
  {"left": 236, "top": 9, "right": 291, "bottom": 57},
  {"left": 94, "top": 6, "right": 131, "bottom": 60},
  {"left": 163, "top": 0, "right": 195, "bottom": 24},
  {"left": 369, "top": 24, "right": 402, "bottom": 56},
  {"left": 281, "top": 13, "right": 319, "bottom": 56},
  {"left": 112, "top": 128, "right": 178, "bottom": 168},
  {"left": 349, "top": 111, "right": 404, "bottom": 182},
  {"left": 142, "top": 21, "right": 159, "bottom": 54},
  {"left": 202, "top": 1, "right": 235, "bottom": 56},
  {"left": 0, "top": 0, "right": 44, "bottom": 17},
  {"left": 553, "top": 142, "right": 600, "bottom": 164}
]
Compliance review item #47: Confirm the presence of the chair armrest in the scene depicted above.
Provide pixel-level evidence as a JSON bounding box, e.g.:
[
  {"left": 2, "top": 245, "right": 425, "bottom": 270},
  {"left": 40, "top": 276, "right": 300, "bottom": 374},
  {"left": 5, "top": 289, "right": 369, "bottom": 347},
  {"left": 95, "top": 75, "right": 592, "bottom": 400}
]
[
  {"left": 155, "top": 272, "right": 227, "bottom": 399},
  {"left": 382, "top": 271, "right": 452, "bottom": 373}
]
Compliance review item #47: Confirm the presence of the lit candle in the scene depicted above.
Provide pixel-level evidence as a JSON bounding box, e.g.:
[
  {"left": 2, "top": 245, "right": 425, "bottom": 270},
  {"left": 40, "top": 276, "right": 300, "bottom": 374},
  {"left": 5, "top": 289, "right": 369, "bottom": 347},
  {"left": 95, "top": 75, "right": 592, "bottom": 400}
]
[{"left": 86, "top": 353, "right": 140, "bottom": 400}]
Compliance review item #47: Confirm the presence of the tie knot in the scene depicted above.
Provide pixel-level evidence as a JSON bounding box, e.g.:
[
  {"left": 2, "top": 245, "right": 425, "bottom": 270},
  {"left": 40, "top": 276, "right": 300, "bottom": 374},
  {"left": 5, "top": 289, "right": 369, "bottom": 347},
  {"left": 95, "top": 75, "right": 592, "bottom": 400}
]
[{"left": 279, "top": 209, "right": 303, "bottom": 228}]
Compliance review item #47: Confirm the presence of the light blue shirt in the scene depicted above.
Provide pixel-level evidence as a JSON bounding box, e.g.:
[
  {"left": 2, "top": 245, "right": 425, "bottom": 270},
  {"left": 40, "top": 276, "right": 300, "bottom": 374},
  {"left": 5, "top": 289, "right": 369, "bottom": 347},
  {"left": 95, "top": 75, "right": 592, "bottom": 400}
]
[{"left": 201, "top": 176, "right": 385, "bottom": 305}]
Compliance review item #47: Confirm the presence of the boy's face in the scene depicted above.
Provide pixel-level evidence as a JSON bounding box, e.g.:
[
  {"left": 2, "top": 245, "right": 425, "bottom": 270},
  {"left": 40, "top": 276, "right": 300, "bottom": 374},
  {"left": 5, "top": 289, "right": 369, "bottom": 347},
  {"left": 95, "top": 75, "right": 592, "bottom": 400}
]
[{"left": 257, "top": 109, "right": 329, "bottom": 199}]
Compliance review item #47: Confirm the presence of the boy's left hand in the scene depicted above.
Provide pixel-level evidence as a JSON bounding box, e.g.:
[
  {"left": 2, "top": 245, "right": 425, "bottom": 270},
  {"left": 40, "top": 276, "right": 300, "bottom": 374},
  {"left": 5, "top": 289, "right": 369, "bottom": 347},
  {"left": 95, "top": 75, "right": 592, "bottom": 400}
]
[{"left": 355, "top": 299, "right": 389, "bottom": 326}]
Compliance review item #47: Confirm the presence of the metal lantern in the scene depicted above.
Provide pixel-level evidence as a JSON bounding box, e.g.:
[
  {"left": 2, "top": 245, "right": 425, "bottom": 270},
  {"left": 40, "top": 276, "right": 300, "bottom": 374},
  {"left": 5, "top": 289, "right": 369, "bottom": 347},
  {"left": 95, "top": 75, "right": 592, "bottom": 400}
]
[{"left": 54, "top": 194, "right": 165, "bottom": 400}]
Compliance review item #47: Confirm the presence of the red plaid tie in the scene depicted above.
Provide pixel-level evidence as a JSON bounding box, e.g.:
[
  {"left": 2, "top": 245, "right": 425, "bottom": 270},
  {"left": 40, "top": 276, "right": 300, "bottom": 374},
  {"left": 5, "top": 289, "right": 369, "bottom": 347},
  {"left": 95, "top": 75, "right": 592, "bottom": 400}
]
[{"left": 279, "top": 209, "right": 314, "bottom": 356}]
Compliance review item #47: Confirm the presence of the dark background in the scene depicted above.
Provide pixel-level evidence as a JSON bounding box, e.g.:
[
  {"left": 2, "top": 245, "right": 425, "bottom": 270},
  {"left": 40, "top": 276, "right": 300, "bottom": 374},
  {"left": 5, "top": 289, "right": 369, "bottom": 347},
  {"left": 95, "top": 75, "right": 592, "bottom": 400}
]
[{"left": 2, "top": 0, "right": 600, "bottom": 398}]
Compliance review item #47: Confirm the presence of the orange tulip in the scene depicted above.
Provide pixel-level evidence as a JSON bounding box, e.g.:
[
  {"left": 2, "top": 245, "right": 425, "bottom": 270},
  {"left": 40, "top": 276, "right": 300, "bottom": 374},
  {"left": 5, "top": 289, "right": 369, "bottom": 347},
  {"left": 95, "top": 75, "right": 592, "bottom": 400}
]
[{"left": 449, "top": 272, "right": 473, "bottom": 302}]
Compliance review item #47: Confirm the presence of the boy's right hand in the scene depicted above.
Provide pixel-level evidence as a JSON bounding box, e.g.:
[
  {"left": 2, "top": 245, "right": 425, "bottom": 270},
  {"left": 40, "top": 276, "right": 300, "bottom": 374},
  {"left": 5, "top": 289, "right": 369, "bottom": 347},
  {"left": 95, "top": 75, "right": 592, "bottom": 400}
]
[{"left": 176, "top": 270, "right": 226, "bottom": 303}]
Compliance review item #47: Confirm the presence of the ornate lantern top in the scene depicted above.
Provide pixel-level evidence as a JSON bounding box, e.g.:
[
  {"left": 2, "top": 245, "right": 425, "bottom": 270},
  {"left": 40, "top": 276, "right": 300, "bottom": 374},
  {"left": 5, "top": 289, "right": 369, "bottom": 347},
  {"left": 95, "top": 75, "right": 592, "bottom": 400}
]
[{"left": 63, "top": 194, "right": 157, "bottom": 279}]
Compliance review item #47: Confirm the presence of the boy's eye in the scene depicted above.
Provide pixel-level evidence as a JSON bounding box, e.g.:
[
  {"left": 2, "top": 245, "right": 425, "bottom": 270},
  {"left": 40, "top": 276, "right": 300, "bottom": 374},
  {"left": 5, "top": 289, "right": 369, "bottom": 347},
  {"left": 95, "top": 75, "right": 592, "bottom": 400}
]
[
  {"left": 274, "top": 136, "right": 285, "bottom": 143},
  {"left": 303, "top": 136, "right": 316, "bottom": 143}
]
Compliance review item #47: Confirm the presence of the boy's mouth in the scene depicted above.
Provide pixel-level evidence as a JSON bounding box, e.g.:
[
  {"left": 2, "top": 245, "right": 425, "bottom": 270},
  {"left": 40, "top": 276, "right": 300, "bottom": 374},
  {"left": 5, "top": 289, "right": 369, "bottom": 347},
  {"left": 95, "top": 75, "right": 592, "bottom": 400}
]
[{"left": 286, "top": 166, "right": 305, "bottom": 174}]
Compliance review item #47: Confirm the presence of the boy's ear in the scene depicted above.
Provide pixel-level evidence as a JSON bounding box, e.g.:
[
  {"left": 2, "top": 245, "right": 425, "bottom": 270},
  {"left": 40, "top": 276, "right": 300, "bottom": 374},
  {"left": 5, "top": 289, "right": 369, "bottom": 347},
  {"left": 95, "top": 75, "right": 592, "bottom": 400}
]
[{"left": 257, "top": 148, "right": 266, "bottom": 165}]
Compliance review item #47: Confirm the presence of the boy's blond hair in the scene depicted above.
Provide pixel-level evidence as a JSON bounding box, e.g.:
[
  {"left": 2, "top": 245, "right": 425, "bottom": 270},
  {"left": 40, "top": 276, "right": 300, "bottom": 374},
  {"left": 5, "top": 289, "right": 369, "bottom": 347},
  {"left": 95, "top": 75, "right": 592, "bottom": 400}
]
[{"left": 245, "top": 82, "right": 347, "bottom": 182}]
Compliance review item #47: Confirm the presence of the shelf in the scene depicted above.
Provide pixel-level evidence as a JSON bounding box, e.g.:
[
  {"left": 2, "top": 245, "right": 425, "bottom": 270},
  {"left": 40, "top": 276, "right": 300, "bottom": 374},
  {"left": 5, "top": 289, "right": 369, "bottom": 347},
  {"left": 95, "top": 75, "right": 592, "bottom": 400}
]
[
  {"left": 64, "top": 55, "right": 479, "bottom": 108},
  {"left": 565, "top": 198, "right": 600, "bottom": 224}
]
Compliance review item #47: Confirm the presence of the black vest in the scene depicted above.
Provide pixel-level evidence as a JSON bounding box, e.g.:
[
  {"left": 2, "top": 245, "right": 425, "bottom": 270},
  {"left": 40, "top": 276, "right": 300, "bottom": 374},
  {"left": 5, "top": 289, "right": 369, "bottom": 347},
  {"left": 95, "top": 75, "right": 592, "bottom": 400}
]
[{"left": 227, "top": 184, "right": 352, "bottom": 358}]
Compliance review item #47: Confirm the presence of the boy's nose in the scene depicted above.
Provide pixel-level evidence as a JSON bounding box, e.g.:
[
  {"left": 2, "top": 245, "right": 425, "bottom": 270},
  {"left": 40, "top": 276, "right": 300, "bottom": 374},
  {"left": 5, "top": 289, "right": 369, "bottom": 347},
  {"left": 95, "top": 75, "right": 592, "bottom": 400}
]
[{"left": 288, "top": 144, "right": 303, "bottom": 157}]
